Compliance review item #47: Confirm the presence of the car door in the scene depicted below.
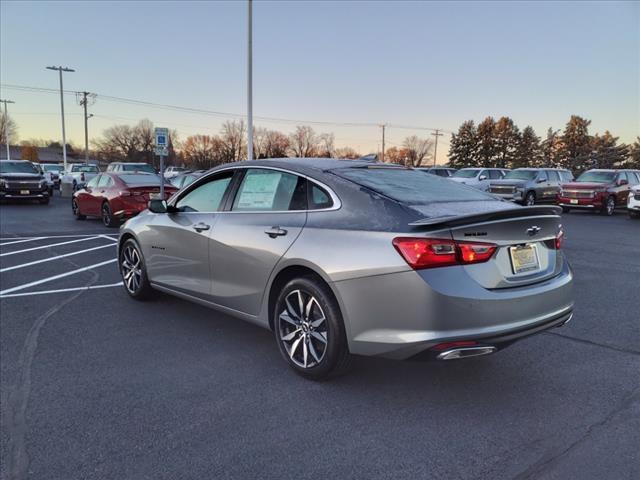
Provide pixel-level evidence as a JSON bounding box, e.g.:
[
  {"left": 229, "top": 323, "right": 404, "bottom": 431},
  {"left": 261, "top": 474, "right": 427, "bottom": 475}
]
[
  {"left": 208, "top": 167, "right": 308, "bottom": 316},
  {"left": 614, "top": 172, "right": 629, "bottom": 205},
  {"left": 534, "top": 170, "right": 549, "bottom": 199},
  {"left": 143, "top": 170, "right": 235, "bottom": 298},
  {"left": 546, "top": 170, "right": 561, "bottom": 199},
  {"left": 81, "top": 175, "right": 102, "bottom": 215}
]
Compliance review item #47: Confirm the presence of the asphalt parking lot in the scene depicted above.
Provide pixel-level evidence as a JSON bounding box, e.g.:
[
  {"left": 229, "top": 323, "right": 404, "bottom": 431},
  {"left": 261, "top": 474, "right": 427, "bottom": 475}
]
[{"left": 1, "top": 195, "right": 639, "bottom": 480}]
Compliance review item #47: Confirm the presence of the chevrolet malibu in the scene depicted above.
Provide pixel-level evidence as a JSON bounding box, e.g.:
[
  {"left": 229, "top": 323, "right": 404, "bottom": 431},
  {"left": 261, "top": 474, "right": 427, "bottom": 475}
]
[{"left": 118, "top": 159, "right": 574, "bottom": 380}]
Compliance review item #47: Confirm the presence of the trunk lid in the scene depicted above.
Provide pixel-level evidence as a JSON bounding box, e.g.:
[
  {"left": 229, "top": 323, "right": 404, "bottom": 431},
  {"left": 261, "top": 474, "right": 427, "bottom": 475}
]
[{"left": 410, "top": 205, "right": 563, "bottom": 289}]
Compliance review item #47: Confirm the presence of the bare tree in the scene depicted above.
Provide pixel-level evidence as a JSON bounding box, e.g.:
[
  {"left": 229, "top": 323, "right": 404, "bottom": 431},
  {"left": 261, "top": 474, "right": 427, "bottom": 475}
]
[
  {"left": 221, "top": 120, "right": 246, "bottom": 162},
  {"left": 183, "top": 134, "right": 225, "bottom": 169},
  {"left": 402, "top": 135, "right": 433, "bottom": 167},
  {"left": 288, "top": 125, "right": 318, "bottom": 157},
  {"left": 335, "top": 146, "right": 361, "bottom": 159},
  {"left": 0, "top": 112, "right": 18, "bottom": 146},
  {"left": 317, "top": 133, "right": 335, "bottom": 157},
  {"left": 263, "top": 130, "right": 289, "bottom": 158}
]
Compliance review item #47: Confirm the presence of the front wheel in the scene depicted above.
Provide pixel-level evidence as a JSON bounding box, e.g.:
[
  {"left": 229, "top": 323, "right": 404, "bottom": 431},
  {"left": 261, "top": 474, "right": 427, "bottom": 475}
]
[
  {"left": 39, "top": 197, "right": 50, "bottom": 205},
  {"left": 72, "top": 198, "right": 86, "bottom": 220},
  {"left": 602, "top": 196, "right": 615, "bottom": 216},
  {"left": 561, "top": 206, "right": 571, "bottom": 213},
  {"left": 274, "top": 276, "right": 352, "bottom": 380},
  {"left": 629, "top": 210, "right": 640, "bottom": 219},
  {"left": 524, "top": 191, "right": 536, "bottom": 206},
  {"left": 119, "top": 238, "right": 154, "bottom": 300}
]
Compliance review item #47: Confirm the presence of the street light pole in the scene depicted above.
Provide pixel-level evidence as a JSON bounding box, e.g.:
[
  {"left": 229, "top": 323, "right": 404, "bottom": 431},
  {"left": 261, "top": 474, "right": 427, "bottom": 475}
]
[
  {"left": 80, "top": 92, "right": 94, "bottom": 163},
  {"left": 46, "top": 66, "right": 75, "bottom": 170},
  {"left": 0, "top": 99, "right": 15, "bottom": 160},
  {"left": 247, "top": 0, "right": 253, "bottom": 161}
]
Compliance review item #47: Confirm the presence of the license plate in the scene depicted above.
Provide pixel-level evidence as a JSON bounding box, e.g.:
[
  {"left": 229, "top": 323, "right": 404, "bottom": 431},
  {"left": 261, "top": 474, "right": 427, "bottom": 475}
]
[
  {"left": 570, "top": 199, "right": 578, "bottom": 204},
  {"left": 509, "top": 244, "right": 540, "bottom": 274},
  {"left": 20, "top": 190, "right": 30, "bottom": 195}
]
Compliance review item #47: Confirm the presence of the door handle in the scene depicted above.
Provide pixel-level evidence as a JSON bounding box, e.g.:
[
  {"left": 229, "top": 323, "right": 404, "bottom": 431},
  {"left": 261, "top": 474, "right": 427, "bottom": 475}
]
[
  {"left": 264, "top": 226, "right": 288, "bottom": 238},
  {"left": 192, "top": 222, "right": 210, "bottom": 232}
]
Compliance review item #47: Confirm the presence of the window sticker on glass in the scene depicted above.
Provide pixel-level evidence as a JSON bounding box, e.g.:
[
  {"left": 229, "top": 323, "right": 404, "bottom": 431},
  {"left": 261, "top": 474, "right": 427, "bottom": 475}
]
[{"left": 236, "top": 171, "right": 282, "bottom": 209}]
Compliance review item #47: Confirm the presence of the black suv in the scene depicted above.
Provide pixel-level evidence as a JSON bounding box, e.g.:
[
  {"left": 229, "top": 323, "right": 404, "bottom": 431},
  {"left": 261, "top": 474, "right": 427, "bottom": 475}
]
[{"left": 0, "top": 160, "right": 50, "bottom": 204}]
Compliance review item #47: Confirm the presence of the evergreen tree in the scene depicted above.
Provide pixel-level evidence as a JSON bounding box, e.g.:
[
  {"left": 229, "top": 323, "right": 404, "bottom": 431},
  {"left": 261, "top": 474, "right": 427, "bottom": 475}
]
[
  {"left": 559, "top": 115, "right": 592, "bottom": 172},
  {"left": 493, "top": 117, "right": 520, "bottom": 168},
  {"left": 541, "top": 128, "right": 563, "bottom": 168},
  {"left": 447, "top": 120, "right": 478, "bottom": 168},
  {"left": 515, "top": 126, "right": 542, "bottom": 168},
  {"left": 590, "top": 131, "right": 628, "bottom": 169},
  {"left": 476, "top": 117, "right": 497, "bottom": 167},
  {"left": 627, "top": 137, "right": 640, "bottom": 169}
]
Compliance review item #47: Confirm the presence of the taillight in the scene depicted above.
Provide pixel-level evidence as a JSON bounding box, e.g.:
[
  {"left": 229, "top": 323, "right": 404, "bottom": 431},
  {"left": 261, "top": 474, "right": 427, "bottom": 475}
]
[
  {"left": 393, "top": 237, "right": 497, "bottom": 270},
  {"left": 554, "top": 229, "right": 564, "bottom": 250}
]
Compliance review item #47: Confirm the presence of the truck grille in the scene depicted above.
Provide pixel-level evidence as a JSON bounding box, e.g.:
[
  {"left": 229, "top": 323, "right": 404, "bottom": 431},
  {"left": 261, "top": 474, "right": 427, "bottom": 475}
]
[
  {"left": 562, "top": 189, "right": 593, "bottom": 199},
  {"left": 490, "top": 185, "right": 515, "bottom": 194},
  {"left": 7, "top": 181, "right": 41, "bottom": 190}
]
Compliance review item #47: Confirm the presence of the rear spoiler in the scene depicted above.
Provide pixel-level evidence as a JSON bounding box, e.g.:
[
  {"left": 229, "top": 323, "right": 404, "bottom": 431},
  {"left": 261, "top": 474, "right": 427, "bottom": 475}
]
[{"left": 409, "top": 206, "right": 562, "bottom": 229}]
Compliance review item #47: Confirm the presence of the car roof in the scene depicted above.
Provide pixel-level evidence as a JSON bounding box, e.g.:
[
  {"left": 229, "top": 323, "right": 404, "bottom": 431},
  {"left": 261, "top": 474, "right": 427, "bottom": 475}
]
[{"left": 212, "top": 158, "right": 396, "bottom": 176}]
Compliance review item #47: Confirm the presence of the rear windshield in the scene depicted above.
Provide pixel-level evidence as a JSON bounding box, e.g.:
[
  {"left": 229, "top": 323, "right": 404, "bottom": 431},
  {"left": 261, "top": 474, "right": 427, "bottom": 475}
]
[
  {"left": 122, "top": 164, "right": 155, "bottom": 174},
  {"left": 119, "top": 174, "right": 171, "bottom": 186},
  {"left": 71, "top": 165, "right": 99, "bottom": 173},
  {"left": 334, "top": 167, "right": 495, "bottom": 204},
  {"left": 0, "top": 161, "right": 40, "bottom": 174},
  {"left": 452, "top": 169, "right": 480, "bottom": 178},
  {"left": 576, "top": 171, "right": 615, "bottom": 183},
  {"left": 504, "top": 170, "right": 537, "bottom": 180}
]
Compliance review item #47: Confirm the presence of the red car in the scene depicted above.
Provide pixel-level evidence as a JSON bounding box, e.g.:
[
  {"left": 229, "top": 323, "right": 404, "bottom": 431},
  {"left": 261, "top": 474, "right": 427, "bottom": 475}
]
[
  {"left": 72, "top": 172, "right": 177, "bottom": 227},
  {"left": 557, "top": 169, "right": 640, "bottom": 215}
]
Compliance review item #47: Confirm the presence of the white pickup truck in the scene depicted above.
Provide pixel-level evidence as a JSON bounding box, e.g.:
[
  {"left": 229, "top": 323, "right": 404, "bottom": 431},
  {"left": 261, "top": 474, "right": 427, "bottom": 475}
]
[{"left": 61, "top": 164, "right": 100, "bottom": 191}]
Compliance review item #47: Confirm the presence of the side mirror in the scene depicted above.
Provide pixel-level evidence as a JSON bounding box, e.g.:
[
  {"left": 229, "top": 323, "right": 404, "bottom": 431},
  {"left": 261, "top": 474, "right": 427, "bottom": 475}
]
[
  {"left": 479, "top": 175, "right": 487, "bottom": 181},
  {"left": 537, "top": 178, "right": 546, "bottom": 183},
  {"left": 618, "top": 179, "right": 628, "bottom": 186},
  {"left": 148, "top": 199, "right": 168, "bottom": 213}
]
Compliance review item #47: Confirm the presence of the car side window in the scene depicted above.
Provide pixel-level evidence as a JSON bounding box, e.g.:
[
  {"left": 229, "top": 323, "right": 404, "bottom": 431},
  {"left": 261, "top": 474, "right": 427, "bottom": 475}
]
[
  {"left": 488, "top": 170, "right": 502, "bottom": 180},
  {"left": 538, "top": 171, "right": 548, "bottom": 182},
  {"left": 547, "top": 171, "right": 560, "bottom": 182},
  {"left": 232, "top": 169, "right": 306, "bottom": 212},
  {"left": 560, "top": 171, "right": 573, "bottom": 182},
  {"left": 617, "top": 172, "right": 627, "bottom": 183},
  {"left": 86, "top": 176, "right": 100, "bottom": 188},
  {"left": 97, "top": 175, "right": 111, "bottom": 188},
  {"left": 630, "top": 172, "right": 640, "bottom": 184},
  {"left": 479, "top": 170, "right": 488, "bottom": 179},
  {"left": 175, "top": 172, "right": 233, "bottom": 212},
  {"left": 308, "top": 182, "right": 333, "bottom": 210}
]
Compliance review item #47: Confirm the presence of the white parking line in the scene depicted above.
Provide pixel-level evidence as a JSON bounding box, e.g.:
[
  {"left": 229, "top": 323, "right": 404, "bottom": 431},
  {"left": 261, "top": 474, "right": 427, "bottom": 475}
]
[
  {"left": 0, "top": 243, "right": 117, "bottom": 273},
  {"left": 0, "top": 236, "right": 107, "bottom": 257},
  {"left": 0, "top": 237, "right": 47, "bottom": 246},
  {"left": 0, "top": 233, "right": 119, "bottom": 242},
  {"left": 0, "top": 282, "right": 123, "bottom": 299},
  {"left": 0, "top": 258, "right": 117, "bottom": 295}
]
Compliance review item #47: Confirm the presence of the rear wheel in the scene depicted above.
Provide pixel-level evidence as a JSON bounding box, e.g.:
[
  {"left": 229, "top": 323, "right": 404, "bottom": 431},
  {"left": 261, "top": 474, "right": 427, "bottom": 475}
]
[
  {"left": 602, "top": 196, "right": 615, "bottom": 216},
  {"left": 119, "top": 238, "right": 154, "bottom": 300},
  {"left": 274, "top": 276, "right": 352, "bottom": 380},
  {"left": 524, "top": 191, "right": 536, "bottom": 206},
  {"left": 72, "top": 198, "right": 86, "bottom": 220},
  {"left": 629, "top": 210, "right": 640, "bottom": 219},
  {"left": 102, "top": 202, "right": 119, "bottom": 227},
  {"left": 561, "top": 206, "right": 571, "bottom": 213},
  {"left": 39, "top": 197, "right": 50, "bottom": 205}
]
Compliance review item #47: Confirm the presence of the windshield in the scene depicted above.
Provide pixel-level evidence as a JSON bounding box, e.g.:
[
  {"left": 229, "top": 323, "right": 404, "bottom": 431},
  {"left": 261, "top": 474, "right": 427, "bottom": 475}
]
[
  {"left": 452, "top": 169, "right": 480, "bottom": 178},
  {"left": 334, "top": 167, "right": 494, "bottom": 204},
  {"left": 71, "top": 165, "right": 99, "bottom": 173},
  {"left": 122, "top": 164, "right": 156, "bottom": 174},
  {"left": 42, "top": 164, "right": 64, "bottom": 172},
  {"left": 120, "top": 174, "right": 172, "bottom": 186},
  {"left": 504, "top": 170, "right": 538, "bottom": 180},
  {"left": 0, "top": 161, "right": 40, "bottom": 174},
  {"left": 576, "top": 171, "right": 615, "bottom": 183}
]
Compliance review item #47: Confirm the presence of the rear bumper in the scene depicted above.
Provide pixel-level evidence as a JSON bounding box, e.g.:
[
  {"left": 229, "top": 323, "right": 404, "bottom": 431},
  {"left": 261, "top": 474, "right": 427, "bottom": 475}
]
[{"left": 334, "top": 259, "right": 574, "bottom": 360}]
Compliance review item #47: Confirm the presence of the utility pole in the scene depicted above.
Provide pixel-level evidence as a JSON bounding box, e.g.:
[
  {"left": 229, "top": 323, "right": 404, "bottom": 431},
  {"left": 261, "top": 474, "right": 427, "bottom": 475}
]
[
  {"left": 79, "top": 92, "right": 94, "bottom": 162},
  {"left": 0, "top": 99, "right": 15, "bottom": 160},
  {"left": 46, "top": 66, "right": 75, "bottom": 170},
  {"left": 431, "top": 129, "right": 444, "bottom": 167},
  {"left": 247, "top": 0, "right": 253, "bottom": 161},
  {"left": 379, "top": 124, "right": 386, "bottom": 162}
]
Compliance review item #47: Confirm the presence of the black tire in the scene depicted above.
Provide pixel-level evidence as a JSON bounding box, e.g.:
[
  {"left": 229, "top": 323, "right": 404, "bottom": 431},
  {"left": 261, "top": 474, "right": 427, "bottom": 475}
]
[
  {"left": 524, "top": 191, "right": 536, "bottom": 207},
  {"left": 72, "top": 180, "right": 78, "bottom": 192},
  {"left": 602, "top": 196, "right": 615, "bottom": 216},
  {"left": 119, "top": 238, "right": 155, "bottom": 300},
  {"left": 72, "top": 198, "right": 86, "bottom": 220},
  {"left": 101, "top": 202, "right": 119, "bottom": 227},
  {"left": 629, "top": 210, "right": 640, "bottom": 219},
  {"left": 39, "top": 197, "right": 50, "bottom": 205},
  {"left": 561, "top": 206, "right": 571, "bottom": 213},
  {"left": 48, "top": 187, "right": 54, "bottom": 196},
  {"left": 274, "top": 276, "right": 352, "bottom": 380}
]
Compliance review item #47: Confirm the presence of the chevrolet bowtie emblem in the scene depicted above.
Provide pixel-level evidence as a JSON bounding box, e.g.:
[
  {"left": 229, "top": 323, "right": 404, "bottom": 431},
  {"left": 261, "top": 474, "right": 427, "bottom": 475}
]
[{"left": 527, "top": 226, "right": 541, "bottom": 236}]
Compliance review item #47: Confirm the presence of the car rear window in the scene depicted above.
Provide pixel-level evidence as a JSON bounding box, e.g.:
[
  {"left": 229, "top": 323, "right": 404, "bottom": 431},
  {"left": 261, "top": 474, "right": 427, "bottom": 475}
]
[
  {"left": 119, "top": 174, "right": 170, "bottom": 186},
  {"left": 72, "top": 165, "right": 99, "bottom": 173},
  {"left": 121, "top": 164, "right": 156, "bottom": 173},
  {"left": 333, "top": 167, "right": 495, "bottom": 204}
]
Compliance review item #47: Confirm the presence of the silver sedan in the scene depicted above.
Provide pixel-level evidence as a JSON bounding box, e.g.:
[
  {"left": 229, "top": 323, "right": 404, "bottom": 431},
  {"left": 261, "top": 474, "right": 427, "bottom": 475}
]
[{"left": 118, "top": 159, "right": 573, "bottom": 380}]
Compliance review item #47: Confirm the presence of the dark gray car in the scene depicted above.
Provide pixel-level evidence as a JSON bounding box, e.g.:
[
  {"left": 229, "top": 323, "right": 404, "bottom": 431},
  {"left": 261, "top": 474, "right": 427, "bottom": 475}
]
[
  {"left": 118, "top": 159, "right": 573, "bottom": 380},
  {"left": 489, "top": 168, "right": 574, "bottom": 206}
]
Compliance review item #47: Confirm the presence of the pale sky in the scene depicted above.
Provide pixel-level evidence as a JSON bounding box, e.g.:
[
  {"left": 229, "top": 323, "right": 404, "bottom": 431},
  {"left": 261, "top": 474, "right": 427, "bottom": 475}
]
[{"left": 1, "top": 0, "right": 638, "bottom": 163}]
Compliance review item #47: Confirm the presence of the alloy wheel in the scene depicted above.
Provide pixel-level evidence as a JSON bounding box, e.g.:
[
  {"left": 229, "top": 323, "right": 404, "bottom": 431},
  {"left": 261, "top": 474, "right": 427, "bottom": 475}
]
[
  {"left": 278, "top": 289, "right": 328, "bottom": 369},
  {"left": 525, "top": 192, "right": 535, "bottom": 206},
  {"left": 606, "top": 197, "right": 615, "bottom": 215},
  {"left": 121, "top": 245, "right": 143, "bottom": 294},
  {"left": 102, "top": 204, "right": 111, "bottom": 226}
]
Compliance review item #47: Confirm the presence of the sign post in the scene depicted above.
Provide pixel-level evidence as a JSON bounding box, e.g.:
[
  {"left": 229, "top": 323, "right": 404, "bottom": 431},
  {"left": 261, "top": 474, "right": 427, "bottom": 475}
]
[{"left": 154, "top": 127, "right": 169, "bottom": 199}]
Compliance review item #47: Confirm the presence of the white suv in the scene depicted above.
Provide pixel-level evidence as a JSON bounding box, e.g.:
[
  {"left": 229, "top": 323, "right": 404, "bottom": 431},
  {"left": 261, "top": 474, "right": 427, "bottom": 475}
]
[
  {"left": 163, "top": 166, "right": 189, "bottom": 179},
  {"left": 628, "top": 184, "right": 640, "bottom": 219},
  {"left": 450, "top": 168, "right": 510, "bottom": 191}
]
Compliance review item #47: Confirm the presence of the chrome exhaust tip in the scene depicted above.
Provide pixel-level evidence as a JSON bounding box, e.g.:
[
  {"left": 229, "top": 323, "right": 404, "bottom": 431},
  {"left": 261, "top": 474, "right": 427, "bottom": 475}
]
[{"left": 437, "top": 346, "right": 497, "bottom": 360}]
